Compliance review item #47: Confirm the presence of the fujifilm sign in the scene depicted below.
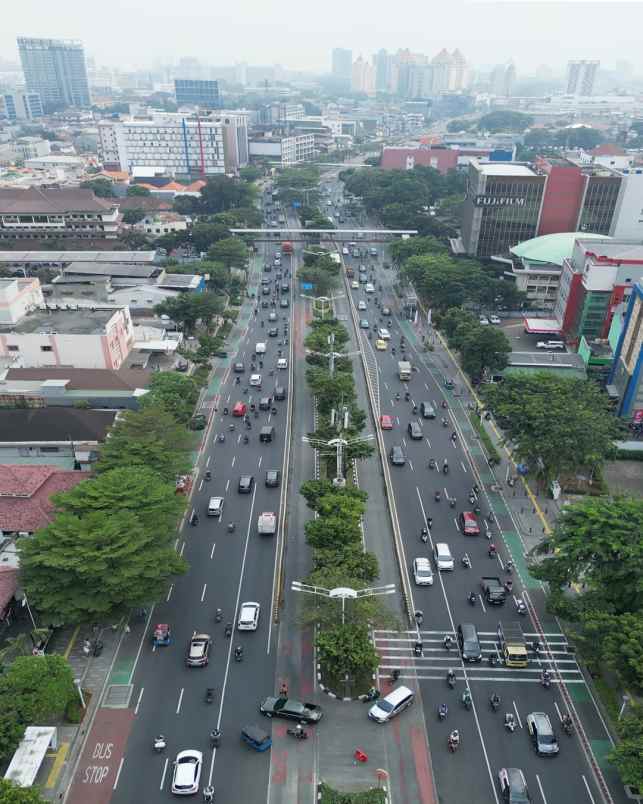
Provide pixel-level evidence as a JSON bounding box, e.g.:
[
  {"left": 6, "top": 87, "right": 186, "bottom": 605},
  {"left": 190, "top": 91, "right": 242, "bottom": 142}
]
[{"left": 474, "top": 195, "right": 527, "bottom": 207}]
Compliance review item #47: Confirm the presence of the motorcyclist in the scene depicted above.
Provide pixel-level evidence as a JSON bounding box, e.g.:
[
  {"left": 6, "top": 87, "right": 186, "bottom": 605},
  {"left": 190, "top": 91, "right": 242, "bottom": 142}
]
[
  {"left": 203, "top": 786, "right": 215, "bottom": 803},
  {"left": 428, "top": 457, "right": 436, "bottom": 469},
  {"left": 504, "top": 712, "right": 516, "bottom": 732},
  {"left": 562, "top": 713, "right": 573, "bottom": 733},
  {"left": 395, "top": 392, "right": 400, "bottom": 401},
  {"left": 426, "top": 516, "right": 433, "bottom": 529},
  {"left": 462, "top": 553, "right": 471, "bottom": 568},
  {"left": 210, "top": 729, "right": 221, "bottom": 747},
  {"left": 404, "top": 391, "right": 410, "bottom": 402},
  {"left": 441, "top": 400, "right": 447, "bottom": 409},
  {"left": 468, "top": 591, "right": 477, "bottom": 605},
  {"left": 412, "top": 404, "right": 418, "bottom": 415},
  {"left": 243, "top": 434, "right": 249, "bottom": 444},
  {"left": 490, "top": 692, "right": 501, "bottom": 710},
  {"left": 462, "top": 689, "right": 472, "bottom": 707},
  {"left": 434, "top": 490, "right": 441, "bottom": 502},
  {"left": 447, "top": 669, "right": 456, "bottom": 687},
  {"left": 448, "top": 730, "right": 460, "bottom": 751},
  {"left": 215, "top": 608, "right": 223, "bottom": 622},
  {"left": 224, "top": 623, "right": 232, "bottom": 638},
  {"left": 420, "top": 527, "right": 428, "bottom": 543},
  {"left": 443, "top": 634, "right": 453, "bottom": 651},
  {"left": 488, "top": 543, "right": 497, "bottom": 557},
  {"left": 438, "top": 703, "right": 448, "bottom": 720},
  {"left": 441, "top": 417, "right": 448, "bottom": 427},
  {"left": 154, "top": 735, "right": 166, "bottom": 751},
  {"left": 234, "top": 645, "right": 244, "bottom": 661}
]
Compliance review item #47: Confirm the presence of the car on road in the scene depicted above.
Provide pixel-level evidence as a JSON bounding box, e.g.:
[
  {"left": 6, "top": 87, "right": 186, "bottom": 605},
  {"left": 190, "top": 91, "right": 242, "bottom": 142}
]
[
  {"left": 526, "top": 712, "right": 559, "bottom": 756},
  {"left": 382, "top": 306, "right": 391, "bottom": 316},
  {"left": 413, "top": 557, "right": 434, "bottom": 586},
  {"left": 238, "top": 602, "right": 261, "bottom": 631},
  {"left": 375, "top": 338, "right": 387, "bottom": 351},
  {"left": 259, "top": 696, "right": 323, "bottom": 723},
  {"left": 490, "top": 315, "right": 501, "bottom": 325},
  {"left": 342, "top": 247, "right": 349, "bottom": 256},
  {"left": 358, "top": 300, "right": 367, "bottom": 310},
  {"left": 368, "top": 685, "right": 414, "bottom": 723},
  {"left": 360, "top": 319, "right": 370, "bottom": 329},
  {"left": 233, "top": 362, "right": 245, "bottom": 373},
  {"left": 277, "top": 358, "right": 288, "bottom": 370},
  {"left": 249, "top": 374, "right": 262, "bottom": 387},
  {"left": 238, "top": 475, "right": 255, "bottom": 494},
  {"left": 207, "top": 497, "right": 224, "bottom": 517},
  {"left": 268, "top": 327, "right": 278, "bottom": 337},
  {"left": 351, "top": 280, "right": 359, "bottom": 289},
  {"left": 232, "top": 401, "right": 247, "bottom": 417},
  {"left": 498, "top": 768, "right": 531, "bottom": 803},
  {"left": 459, "top": 511, "right": 480, "bottom": 536},
  {"left": 420, "top": 401, "right": 436, "bottom": 419},
  {"left": 389, "top": 445, "right": 406, "bottom": 466},
  {"left": 268, "top": 311, "right": 277, "bottom": 321},
  {"left": 479, "top": 316, "right": 490, "bottom": 325},
  {"left": 185, "top": 633, "right": 211, "bottom": 667},
  {"left": 261, "top": 285, "right": 271, "bottom": 295},
  {"left": 378, "top": 327, "right": 391, "bottom": 340},
  {"left": 280, "top": 297, "right": 289, "bottom": 308},
  {"left": 274, "top": 385, "right": 286, "bottom": 401},
  {"left": 259, "top": 397, "right": 272, "bottom": 411},
  {"left": 457, "top": 622, "right": 482, "bottom": 662},
  {"left": 407, "top": 421, "right": 422, "bottom": 440},
  {"left": 433, "top": 542, "right": 454, "bottom": 570},
  {"left": 536, "top": 340, "right": 565, "bottom": 350},
  {"left": 380, "top": 414, "right": 393, "bottom": 430},
  {"left": 359, "top": 273, "right": 367, "bottom": 283},
  {"left": 365, "top": 283, "right": 375, "bottom": 293},
  {"left": 171, "top": 749, "right": 203, "bottom": 795},
  {"left": 265, "top": 469, "right": 280, "bottom": 487},
  {"left": 261, "top": 300, "right": 269, "bottom": 309}
]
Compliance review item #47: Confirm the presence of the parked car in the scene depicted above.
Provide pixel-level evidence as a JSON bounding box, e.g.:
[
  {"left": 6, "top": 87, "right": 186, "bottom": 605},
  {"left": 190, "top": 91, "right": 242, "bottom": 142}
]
[
  {"left": 259, "top": 696, "right": 323, "bottom": 723},
  {"left": 368, "top": 685, "right": 414, "bottom": 723}
]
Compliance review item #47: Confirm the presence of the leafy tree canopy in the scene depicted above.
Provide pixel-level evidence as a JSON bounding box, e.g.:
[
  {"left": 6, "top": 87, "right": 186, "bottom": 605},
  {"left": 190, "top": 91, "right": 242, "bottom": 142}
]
[
  {"left": 477, "top": 111, "right": 534, "bottom": 132},
  {"left": 154, "top": 292, "right": 223, "bottom": 334},
  {"left": 142, "top": 372, "right": 199, "bottom": 424},
  {"left": 207, "top": 237, "right": 247, "bottom": 269},
  {"left": 126, "top": 184, "right": 151, "bottom": 197},
  {"left": 609, "top": 705, "right": 643, "bottom": 791},
  {"left": 80, "top": 178, "right": 115, "bottom": 198},
  {"left": 122, "top": 208, "right": 146, "bottom": 225},
  {"left": 0, "top": 777, "right": 49, "bottom": 801},
  {"left": 316, "top": 623, "right": 379, "bottom": 680},
  {"left": 0, "top": 655, "right": 76, "bottom": 724}
]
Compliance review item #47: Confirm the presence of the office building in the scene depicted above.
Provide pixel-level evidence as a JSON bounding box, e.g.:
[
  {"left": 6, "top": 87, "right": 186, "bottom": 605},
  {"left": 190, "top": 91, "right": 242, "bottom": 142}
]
[
  {"left": 248, "top": 134, "right": 315, "bottom": 165},
  {"left": 98, "top": 112, "right": 248, "bottom": 177},
  {"left": 461, "top": 161, "right": 546, "bottom": 258},
  {"left": 489, "top": 63, "right": 516, "bottom": 97},
  {"left": 407, "top": 65, "right": 434, "bottom": 99},
  {"left": 1, "top": 91, "right": 43, "bottom": 122},
  {"left": 566, "top": 60, "right": 599, "bottom": 96},
  {"left": 331, "top": 48, "right": 353, "bottom": 82},
  {"left": 17, "top": 37, "right": 90, "bottom": 112},
  {"left": 609, "top": 282, "right": 643, "bottom": 419},
  {"left": 0, "top": 188, "right": 120, "bottom": 241},
  {"left": 351, "top": 56, "right": 375, "bottom": 95},
  {"left": 174, "top": 79, "right": 220, "bottom": 109}
]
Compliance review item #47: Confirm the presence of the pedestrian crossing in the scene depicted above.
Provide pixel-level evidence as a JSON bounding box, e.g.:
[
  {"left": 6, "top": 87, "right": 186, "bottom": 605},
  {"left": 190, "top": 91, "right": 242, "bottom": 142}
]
[{"left": 373, "top": 629, "right": 585, "bottom": 685}]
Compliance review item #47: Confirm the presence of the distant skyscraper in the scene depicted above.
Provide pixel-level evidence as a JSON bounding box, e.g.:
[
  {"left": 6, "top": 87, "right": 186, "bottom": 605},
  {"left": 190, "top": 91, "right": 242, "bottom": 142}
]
[
  {"left": 17, "top": 37, "right": 90, "bottom": 112},
  {"left": 375, "top": 49, "right": 391, "bottom": 93},
  {"left": 351, "top": 56, "right": 375, "bottom": 96},
  {"left": 490, "top": 63, "right": 516, "bottom": 97},
  {"left": 331, "top": 48, "right": 353, "bottom": 82},
  {"left": 175, "top": 79, "right": 220, "bottom": 109},
  {"left": 567, "top": 60, "right": 599, "bottom": 96}
]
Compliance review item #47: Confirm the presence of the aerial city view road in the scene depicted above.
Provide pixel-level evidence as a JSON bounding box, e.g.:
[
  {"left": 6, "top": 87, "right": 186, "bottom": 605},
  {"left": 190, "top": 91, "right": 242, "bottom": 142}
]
[{"left": 0, "top": 7, "right": 642, "bottom": 804}]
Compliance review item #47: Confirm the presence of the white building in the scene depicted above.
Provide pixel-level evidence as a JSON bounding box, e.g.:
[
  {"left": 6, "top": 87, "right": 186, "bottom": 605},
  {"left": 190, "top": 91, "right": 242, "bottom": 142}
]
[
  {"left": 567, "top": 60, "right": 599, "bottom": 96},
  {"left": 0, "top": 278, "right": 45, "bottom": 325},
  {"left": 134, "top": 212, "right": 190, "bottom": 238},
  {"left": 98, "top": 112, "right": 249, "bottom": 177},
  {"left": 1, "top": 92, "right": 44, "bottom": 121},
  {"left": 610, "top": 168, "right": 643, "bottom": 240},
  {"left": 248, "top": 134, "right": 315, "bottom": 165}
]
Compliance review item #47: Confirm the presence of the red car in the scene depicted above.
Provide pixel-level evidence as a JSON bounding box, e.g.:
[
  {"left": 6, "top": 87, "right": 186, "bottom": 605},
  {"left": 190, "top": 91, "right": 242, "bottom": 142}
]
[
  {"left": 459, "top": 511, "right": 480, "bottom": 536},
  {"left": 232, "top": 401, "right": 247, "bottom": 417},
  {"left": 380, "top": 415, "right": 393, "bottom": 430}
]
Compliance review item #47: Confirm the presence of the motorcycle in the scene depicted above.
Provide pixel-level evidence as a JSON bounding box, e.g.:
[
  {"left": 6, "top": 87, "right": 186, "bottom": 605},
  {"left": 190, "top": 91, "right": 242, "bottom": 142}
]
[
  {"left": 434, "top": 490, "right": 441, "bottom": 502},
  {"left": 438, "top": 703, "right": 448, "bottom": 721},
  {"left": 205, "top": 688, "right": 215, "bottom": 704},
  {"left": 234, "top": 646, "right": 244, "bottom": 662},
  {"left": 468, "top": 494, "right": 476, "bottom": 505},
  {"left": 541, "top": 671, "right": 552, "bottom": 689},
  {"left": 441, "top": 418, "right": 448, "bottom": 427},
  {"left": 363, "top": 687, "right": 380, "bottom": 703},
  {"left": 413, "top": 641, "right": 423, "bottom": 657},
  {"left": 214, "top": 608, "right": 223, "bottom": 623},
  {"left": 449, "top": 497, "right": 456, "bottom": 508},
  {"left": 489, "top": 694, "right": 501, "bottom": 712},
  {"left": 153, "top": 735, "right": 167, "bottom": 752},
  {"left": 443, "top": 462, "right": 449, "bottom": 475},
  {"left": 224, "top": 623, "right": 232, "bottom": 638},
  {"left": 515, "top": 598, "right": 527, "bottom": 615},
  {"left": 468, "top": 592, "right": 477, "bottom": 606},
  {"left": 428, "top": 458, "right": 436, "bottom": 470},
  {"left": 210, "top": 729, "right": 221, "bottom": 748},
  {"left": 205, "top": 470, "right": 212, "bottom": 481},
  {"left": 286, "top": 727, "right": 308, "bottom": 740},
  {"left": 447, "top": 670, "right": 456, "bottom": 689},
  {"left": 448, "top": 732, "right": 460, "bottom": 753},
  {"left": 504, "top": 713, "right": 516, "bottom": 733},
  {"left": 504, "top": 579, "right": 513, "bottom": 594},
  {"left": 462, "top": 690, "right": 472, "bottom": 710},
  {"left": 562, "top": 715, "right": 573, "bottom": 736},
  {"left": 443, "top": 635, "right": 453, "bottom": 651},
  {"left": 461, "top": 553, "right": 471, "bottom": 569},
  {"left": 420, "top": 528, "right": 428, "bottom": 544}
]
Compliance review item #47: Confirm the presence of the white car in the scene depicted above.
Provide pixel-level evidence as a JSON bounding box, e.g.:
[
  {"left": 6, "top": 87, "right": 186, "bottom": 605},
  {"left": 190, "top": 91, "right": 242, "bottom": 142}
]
[
  {"left": 171, "top": 749, "right": 202, "bottom": 795},
  {"left": 490, "top": 315, "right": 501, "bottom": 325},
  {"left": 365, "top": 283, "right": 375, "bottom": 293},
  {"left": 342, "top": 247, "right": 349, "bottom": 256},
  {"left": 413, "top": 557, "right": 434, "bottom": 586},
  {"left": 358, "top": 300, "right": 367, "bottom": 311},
  {"left": 238, "top": 601, "right": 261, "bottom": 631},
  {"left": 277, "top": 358, "right": 288, "bottom": 370},
  {"left": 377, "top": 328, "right": 391, "bottom": 340},
  {"left": 479, "top": 316, "right": 490, "bottom": 326},
  {"left": 433, "top": 542, "right": 454, "bottom": 571},
  {"left": 249, "top": 373, "right": 262, "bottom": 387},
  {"left": 351, "top": 280, "right": 359, "bottom": 289}
]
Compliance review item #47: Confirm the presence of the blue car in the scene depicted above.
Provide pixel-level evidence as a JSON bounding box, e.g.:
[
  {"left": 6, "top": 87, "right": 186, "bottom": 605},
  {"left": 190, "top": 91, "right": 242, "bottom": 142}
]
[{"left": 241, "top": 725, "right": 272, "bottom": 752}]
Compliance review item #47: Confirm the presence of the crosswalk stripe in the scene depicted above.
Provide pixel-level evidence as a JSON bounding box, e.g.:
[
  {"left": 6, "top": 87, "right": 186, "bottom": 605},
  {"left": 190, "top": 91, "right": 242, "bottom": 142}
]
[{"left": 378, "top": 673, "right": 586, "bottom": 684}]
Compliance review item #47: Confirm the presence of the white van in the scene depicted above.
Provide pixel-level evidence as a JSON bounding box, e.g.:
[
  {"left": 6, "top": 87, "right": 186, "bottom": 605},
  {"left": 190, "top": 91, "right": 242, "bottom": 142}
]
[
  {"left": 207, "top": 497, "right": 224, "bottom": 517},
  {"left": 368, "top": 685, "right": 415, "bottom": 723},
  {"left": 433, "top": 542, "right": 454, "bottom": 571},
  {"left": 365, "top": 283, "right": 375, "bottom": 293},
  {"left": 255, "top": 342, "right": 266, "bottom": 355},
  {"left": 378, "top": 328, "right": 391, "bottom": 340}
]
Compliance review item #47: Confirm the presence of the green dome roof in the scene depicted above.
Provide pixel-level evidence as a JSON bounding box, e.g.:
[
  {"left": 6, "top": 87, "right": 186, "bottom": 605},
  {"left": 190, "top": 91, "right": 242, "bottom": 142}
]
[{"left": 510, "top": 232, "right": 609, "bottom": 267}]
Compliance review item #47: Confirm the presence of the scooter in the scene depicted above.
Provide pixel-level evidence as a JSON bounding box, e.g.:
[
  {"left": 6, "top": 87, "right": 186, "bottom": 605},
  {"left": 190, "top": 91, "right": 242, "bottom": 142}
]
[
  {"left": 153, "top": 735, "right": 167, "bottom": 752},
  {"left": 420, "top": 528, "right": 428, "bottom": 544},
  {"left": 515, "top": 598, "right": 527, "bottom": 615},
  {"left": 562, "top": 715, "right": 573, "bottom": 736},
  {"left": 443, "top": 463, "right": 449, "bottom": 475},
  {"left": 447, "top": 670, "right": 456, "bottom": 689},
  {"left": 363, "top": 687, "right": 380, "bottom": 703},
  {"left": 504, "top": 713, "right": 516, "bottom": 733},
  {"left": 214, "top": 608, "right": 223, "bottom": 623},
  {"left": 205, "top": 688, "right": 215, "bottom": 704},
  {"left": 286, "top": 727, "right": 308, "bottom": 740},
  {"left": 449, "top": 497, "right": 456, "bottom": 508},
  {"left": 438, "top": 703, "right": 448, "bottom": 721},
  {"left": 461, "top": 553, "right": 471, "bottom": 569}
]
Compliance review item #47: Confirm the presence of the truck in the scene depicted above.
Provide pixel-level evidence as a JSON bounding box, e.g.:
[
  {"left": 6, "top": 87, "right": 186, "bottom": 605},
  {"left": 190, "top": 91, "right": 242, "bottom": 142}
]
[
  {"left": 281, "top": 241, "right": 293, "bottom": 255},
  {"left": 481, "top": 576, "right": 507, "bottom": 605},
  {"left": 258, "top": 512, "right": 277, "bottom": 536},
  {"left": 497, "top": 621, "right": 528, "bottom": 668},
  {"left": 398, "top": 361, "right": 412, "bottom": 381}
]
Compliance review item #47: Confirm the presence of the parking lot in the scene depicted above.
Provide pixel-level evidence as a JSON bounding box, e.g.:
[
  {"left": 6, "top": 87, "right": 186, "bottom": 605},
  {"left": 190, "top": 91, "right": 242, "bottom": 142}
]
[{"left": 497, "top": 318, "right": 566, "bottom": 353}]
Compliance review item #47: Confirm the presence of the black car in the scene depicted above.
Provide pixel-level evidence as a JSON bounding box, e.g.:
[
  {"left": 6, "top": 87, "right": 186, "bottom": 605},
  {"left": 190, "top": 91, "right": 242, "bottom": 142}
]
[
  {"left": 457, "top": 623, "right": 482, "bottom": 663},
  {"left": 420, "top": 401, "right": 436, "bottom": 419},
  {"left": 274, "top": 386, "right": 286, "bottom": 401},
  {"left": 261, "top": 277, "right": 271, "bottom": 286},
  {"left": 268, "top": 327, "right": 279, "bottom": 337},
  {"left": 389, "top": 445, "right": 406, "bottom": 466},
  {"left": 259, "top": 397, "right": 272, "bottom": 411},
  {"left": 233, "top": 362, "right": 245, "bottom": 373},
  {"left": 262, "top": 286, "right": 271, "bottom": 295},
  {"left": 261, "top": 300, "right": 269, "bottom": 309},
  {"left": 265, "top": 469, "right": 281, "bottom": 487},
  {"left": 259, "top": 696, "right": 323, "bottom": 724},
  {"left": 281, "top": 283, "right": 289, "bottom": 293},
  {"left": 238, "top": 475, "right": 255, "bottom": 494}
]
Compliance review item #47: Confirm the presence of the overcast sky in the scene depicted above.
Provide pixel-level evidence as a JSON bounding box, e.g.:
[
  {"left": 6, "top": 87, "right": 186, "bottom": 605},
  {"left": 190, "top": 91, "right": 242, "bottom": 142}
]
[{"left": 3, "top": 0, "right": 643, "bottom": 75}]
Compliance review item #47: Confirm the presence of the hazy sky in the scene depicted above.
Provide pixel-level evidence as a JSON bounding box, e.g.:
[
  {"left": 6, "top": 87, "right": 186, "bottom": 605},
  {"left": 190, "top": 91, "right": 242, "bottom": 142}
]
[{"left": 3, "top": 0, "right": 643, "bottom": 75}]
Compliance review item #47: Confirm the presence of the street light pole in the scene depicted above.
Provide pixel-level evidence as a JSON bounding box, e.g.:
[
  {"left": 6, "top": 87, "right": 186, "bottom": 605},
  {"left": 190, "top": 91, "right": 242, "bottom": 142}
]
[{"left": 291, "top": 581, "right": 396, "bottom": 626}]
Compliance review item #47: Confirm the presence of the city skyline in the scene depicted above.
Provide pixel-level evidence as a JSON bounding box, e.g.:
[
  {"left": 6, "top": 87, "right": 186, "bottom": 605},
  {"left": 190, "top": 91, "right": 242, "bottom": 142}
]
[{"left": 2, "top": 0, "right": 643, "bottom": 76}]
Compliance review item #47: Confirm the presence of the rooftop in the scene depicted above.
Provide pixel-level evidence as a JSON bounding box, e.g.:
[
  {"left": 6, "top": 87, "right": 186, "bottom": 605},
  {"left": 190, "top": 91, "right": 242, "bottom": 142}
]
[
  {"left": 157, "top": 273, "right": 201, "bottom": 289},
  {"left": 4, "top": 367, "right": 151, "bottom": 391},
  {"left": 477, "top": 162, "right": 535, "bottom": 177},
  {"left": 0, "top": 187, "right": 114, "bottom": 214},
  {"left": 581, "top": 240, "right": 643, "bottom": 265},
  {"left": 0, "top": 466, "right": 84, "bottom": 531},
  {"left": 0, "top": 251, "right": 157, "bottom": 265},
  {"left": 63, "top": 262, "right": 159, "bottom": 278},
  {"left": 0, "top": 307, "right": 116, "bottom": 335},
  {"left": 511, "top": 232, "right": 608, "bottom": 267},
  {"left": 0, "top": 409, "right": 116, "bottom": 443}
]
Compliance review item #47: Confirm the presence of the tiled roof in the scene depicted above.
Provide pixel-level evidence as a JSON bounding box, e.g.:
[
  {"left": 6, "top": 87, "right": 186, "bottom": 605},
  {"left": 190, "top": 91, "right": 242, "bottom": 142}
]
[
  {"left": 591, "top": 143, "right": 626, "bottom": 157},
  {"left": 0, "top": 466, "right": 85, "bottom": 533},
  {"left": 0, "top": 568, "right": 19, "bottom": 616},
  {"left": 0, "top": 187, "right": 114, "bottom": 214},
  {"left": 184, "top": 180, "right": 206, "bottom": 192},
  {"left": 6, "top": 367, "right": 151, "bottom": 391},
  {"left": 116, "top": 197, "right": 173, "bottom": 212}
]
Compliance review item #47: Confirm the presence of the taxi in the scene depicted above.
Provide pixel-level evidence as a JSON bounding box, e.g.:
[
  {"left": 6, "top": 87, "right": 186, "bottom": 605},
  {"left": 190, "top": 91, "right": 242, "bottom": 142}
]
[
  {"left": 375, "top": 338, "right": 387, "bottom": 351},
  {"left": 232, "top": 401, "right": 247, "bottom": 417},
  {"left": 379, "top": 414, "right": 393, "bottom": 430}
]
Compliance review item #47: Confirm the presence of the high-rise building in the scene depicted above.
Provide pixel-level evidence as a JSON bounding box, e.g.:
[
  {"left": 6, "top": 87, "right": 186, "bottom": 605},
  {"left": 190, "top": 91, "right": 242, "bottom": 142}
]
[
  {"left": 1, "top": 91, "right": 43, "bottom": 121},
  {"left": 407, "top": 65, "right": 434, "bottom": 99},
  {"left": 566, "top": 60, "right": 599, "bottom": 96},
  {"left": 17, "top": 37, "right": 90, "bottom": 112},
  {"left": 490, "top": 63, "right": 516, "bottom": 97},
  {"left": 351, "top": 56, "right": 376, "bottom": 96},
  {"left": 450, "top": 49, "right": 468, "bottom": 91},
  {"left": 175, "top": 79, "right": 220, "bottom": 109},
  {"left": 375, "top": 49, "right": 392, "bottom": 93},
  {"left": 331, "top": 48, "right": 353, "bottom": 82}
]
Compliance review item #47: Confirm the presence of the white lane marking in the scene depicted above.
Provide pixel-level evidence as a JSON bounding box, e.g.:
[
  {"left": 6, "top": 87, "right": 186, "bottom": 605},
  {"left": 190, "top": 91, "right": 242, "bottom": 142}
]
[
  {"left": 159, "top": 757, "right": 169, "bottom": 790},
  {"left": 206, "top": 455, "right": 211, "bottom": 467},
  {"left": 198, "top": 479, "right": 204, "bottom": 492},
  {"left": 113, "top": 757, "right": 124, "bottom": 790},
  {"left": 134, "top": 687, "right": 144, "bottom": 715},
  {"left": 460, "top": 460, "right": 468, "bottom": 473},
  {"left": 210, "top": 542, "right": 216, "bottom": 560},
  {"left": 179, "top": 542, "right": 185, "bottom": 557},
  {"left": 424, "top": 382, "right": 429, "bottom": 390},
  {"left": 512, "top": 700, "right": 523, "bottom": 728},
  {"left": 479, "top": 595, "right": 487, "bottom": 614},
  {"left": 535, "top": 774, "right": 548, "bottom": 804},
  {"left": 166, "top": 584, "right": 174, "bottom": 603},
  {"left": 226, "top": 479, "right": 230, "bottom": 492},
  {"left": 581, "top": 776, "right": 596, "bottom": 804},
  {"left": 174, "top": 537, "right": 179, "bottom": 550},
  {"left": 258, "top": 455, "right": 263, "bottom": 468},
  {"left": 409, "top": 460, "right": 414, "bottom": 472},
  {"left": 176, "top": 687, "right": 184, "bottom": 714},
  {"left": 201, "top": 583, "right": 207, "bottom": 602},
  {"left": 402, "top": 437, "right": 407, "bottom": 448},
  {"left": 231, "top": 456, "right": 236, "bottom": 468}
]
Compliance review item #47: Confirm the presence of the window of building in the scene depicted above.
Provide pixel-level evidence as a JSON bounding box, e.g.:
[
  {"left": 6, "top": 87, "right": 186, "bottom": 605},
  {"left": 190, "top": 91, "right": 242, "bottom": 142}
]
[
  {"left": 7, "top": 345, "right": 19, "bottom": 352},
  {"left": 40, "top": 345, "right": 53, "bottom": 352}
]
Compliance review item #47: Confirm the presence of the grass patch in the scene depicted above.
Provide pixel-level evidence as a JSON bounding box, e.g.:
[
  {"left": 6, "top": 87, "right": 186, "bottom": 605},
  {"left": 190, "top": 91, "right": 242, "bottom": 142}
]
[
  {"left": 592, "top": 674, "right": 622, "bottom": 723},
  {"left": 319, "top": 782, "right": 387, "bottom": 804},
  {"left": 469, "top": 412, "right": 502, "bottom": 465}
]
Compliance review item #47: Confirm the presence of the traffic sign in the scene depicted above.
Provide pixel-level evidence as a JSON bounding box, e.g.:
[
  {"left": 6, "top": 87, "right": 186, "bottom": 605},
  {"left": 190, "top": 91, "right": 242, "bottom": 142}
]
[{"left": 301, "top": 282, "right": 314, "bottom": 290}]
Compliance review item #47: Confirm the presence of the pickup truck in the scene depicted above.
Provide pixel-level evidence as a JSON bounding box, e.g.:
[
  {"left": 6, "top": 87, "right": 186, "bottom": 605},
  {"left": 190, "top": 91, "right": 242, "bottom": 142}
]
[
  {"left": 259, "top": 696, "right": 323, "bottom": 723},
  {"left": 258, "top": 512, "right": 276, "bottom": 536},
  {"left": 481, "top": 576, "right": 507, "bottom": 605},
  {"left": 497, "top": 621, "right": 528, "bottom": 667}
]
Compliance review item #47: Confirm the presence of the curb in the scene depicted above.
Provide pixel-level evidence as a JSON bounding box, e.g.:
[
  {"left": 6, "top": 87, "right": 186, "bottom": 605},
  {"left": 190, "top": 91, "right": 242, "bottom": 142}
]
[
  {"left": 317, "top": 780, "right": 390, "bottom": 801},
  {"left": 316, "top": 661, "right": 377, "bottom": 702}
]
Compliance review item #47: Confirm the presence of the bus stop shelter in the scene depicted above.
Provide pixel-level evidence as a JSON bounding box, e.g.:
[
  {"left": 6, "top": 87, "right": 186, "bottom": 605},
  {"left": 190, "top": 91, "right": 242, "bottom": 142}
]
[{"left": 4, "top": 726, "right": 57, "bottom": 787}]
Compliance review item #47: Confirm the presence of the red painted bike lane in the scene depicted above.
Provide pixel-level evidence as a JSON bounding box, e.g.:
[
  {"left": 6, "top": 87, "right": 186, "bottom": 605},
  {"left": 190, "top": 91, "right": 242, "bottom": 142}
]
[{"left": 66, "top": 709, "right": 134, "bottom": 804}]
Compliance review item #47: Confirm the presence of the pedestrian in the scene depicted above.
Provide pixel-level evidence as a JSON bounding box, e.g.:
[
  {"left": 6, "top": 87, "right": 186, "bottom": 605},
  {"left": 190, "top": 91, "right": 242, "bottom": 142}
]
[{"left": 279, "top": 681, "right": 288, "bottom": 697}]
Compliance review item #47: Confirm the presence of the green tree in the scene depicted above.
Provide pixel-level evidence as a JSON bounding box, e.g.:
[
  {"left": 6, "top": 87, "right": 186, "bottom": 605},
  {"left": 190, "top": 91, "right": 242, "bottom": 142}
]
[
  {"left": 96, "top": 406, "right": 192, "bottom": 482},
  {"left": 609, "top": 706, "right": 643, "bottom": 791},
  {"left": 199, "top": 176, "right": 255, "bottom": 214},
  {"left": 477, "top": 111, "right": 534, "bottom": 132},
  {"left": 122, "top": 208, "right": 146, "bottom": 225},
  {"left": 80, "top": 178, "right": 115, "bottom": 198},
  {"left": 239, "top": 165, "right": 262, "bottom": 182},
  {"left": 458, "top": 325, "right": 511, "bottom": 381},
  {"left": 127, "top": 185, "right": 151, "bottom": 197},
  {"left": 143, "top": 372, "right": 199, "bottom": 424},
  {"left": 439, "top": 307, "right": 478, "bottom": 340},
  {"left": 0, "top": 655, "right": 76, "bottom": 724},
  {"left": 173, "top": 195, "right": 201, "bottom": 216},
  {"left": 483, "top": 374, "right": 621, "bottom": 482},
  {"left": 207, "top": 237, "right": 247, "bottom": 269},
  {"left": 531, "top": 496, "right": 643, "bottom": 615},
  {"left": 0, "top": 778, "right": 48, "bottom": 802},
  {"left": 389, "top": 236, "right": 445, "bottom": 265},
  {"left": 154, "top": 293, "right": 223, "bottom": 334},
  {"left": 554, "top": 126, "right": 604, "bottom": 149},
  {"left": 312, "top": 545, "right": 379, "bottom": 584},
  {"left": 190, "top": 223, "right": 229, "bottom": 253},
  {"left": 300, "top": 480, "right": 367, "bottom": 512},
  {"left": 316, "top": 623, "right": 379, "bottom": 680},
  {"left": 576, "top": 611, "right": 643, "bottom": 690}
]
